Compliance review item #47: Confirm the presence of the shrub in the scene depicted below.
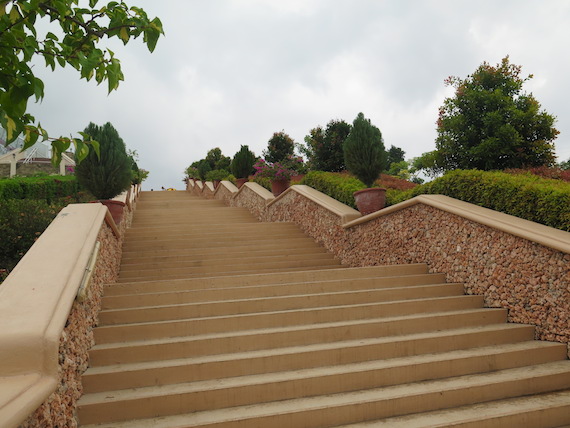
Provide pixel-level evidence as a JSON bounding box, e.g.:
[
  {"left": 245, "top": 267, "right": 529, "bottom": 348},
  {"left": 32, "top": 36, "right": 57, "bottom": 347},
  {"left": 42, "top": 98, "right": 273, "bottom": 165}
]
[
  {"left": 393, "top": 169, "right": 570, "bottom": 231},
  {"left": 75, "top": 122, "right": 132, "bottom": 200},
  {"left": 301, "top": 171, "right": 365, "bottom": 208},
  {"left": 231, "top": 145, "right": 256, "bottom": 179},
  {"left": 205, "top": 169, "right": 230, "bottom": 181},
  {"left": 0, "top": 175, "right": 79, "bottom": 202},
  {"left": 0, "top": 199, "right": 64, "bottom": 274},
  {"left": 253, "top": 176, "right": 272, "bottom": 191},
  {"left": 504, "top": 166, "right": 570, "bottom": 182},
  {"left": 343, "top": 112, "right": 387, "bottom": 187}
]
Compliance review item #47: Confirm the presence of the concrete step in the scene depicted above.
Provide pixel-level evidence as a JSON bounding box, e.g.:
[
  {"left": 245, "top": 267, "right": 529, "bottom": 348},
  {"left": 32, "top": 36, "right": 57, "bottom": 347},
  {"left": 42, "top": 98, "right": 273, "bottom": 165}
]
[
  {"left": 77, "top": 361, "right": 570, "bottom": 425},
  {"left": 119, "top": 246, "right": 332, "bottom": 266},
  {"left": 120, "top": 239, "right": 325, "bottom": 260},
  {"left": 83, "top": 326, "right": 546, "bottom": 393},
  {"left": 118, "top": 252, "right": 338, "bottom": 274},
  {"left": 89, "top": 309, "right": 510, "bottom": 366},
  {"left": 338, "top": 389, "right": 570, "bottom": 427},
  {"left": 102, "top": 274, "right": 451, "bottom": 309},
  {"left": 98, "top": 283, "right": 465, "bottom": 325},
  {"left": 124, "top": 222, "right": 301, "bottom": 237},
  {"left": 121, "top": 235, "right": 322, "bottom": 252},
  {"left": 93, "top": 295, "right": 484, "bottom": 343},
  {"left": 105, "top": 265, "right": 432, "bottom": 295},
  {"left": 116, "top": 261, "right": 343, "bottom": 283}
]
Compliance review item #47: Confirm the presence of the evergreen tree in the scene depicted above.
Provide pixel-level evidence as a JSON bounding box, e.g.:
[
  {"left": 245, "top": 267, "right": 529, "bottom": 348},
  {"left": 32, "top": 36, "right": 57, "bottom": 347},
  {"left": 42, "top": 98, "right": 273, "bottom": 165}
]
[
  {"left": 231, "top": 145, "right": 257, "bottom": 179},
  {"left": 75, "top": 122, "right": 132, "bottom": 200},
  {"left": 343, "top": 113, "right": 387, "bottom": 187}
]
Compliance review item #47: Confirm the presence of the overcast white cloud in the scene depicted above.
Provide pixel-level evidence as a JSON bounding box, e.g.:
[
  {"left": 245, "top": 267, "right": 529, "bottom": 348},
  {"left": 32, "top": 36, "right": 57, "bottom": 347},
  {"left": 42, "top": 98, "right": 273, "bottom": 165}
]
[{"left": 27, "top": 0, "right": 570, "bottom": 190}]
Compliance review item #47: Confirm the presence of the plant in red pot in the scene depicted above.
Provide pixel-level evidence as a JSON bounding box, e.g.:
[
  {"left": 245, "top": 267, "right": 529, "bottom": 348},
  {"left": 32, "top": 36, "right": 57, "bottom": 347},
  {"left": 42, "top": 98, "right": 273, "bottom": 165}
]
[
  {"left": 230, "top": 145, "right": 256, "bottom": 188},
  {"left": 343, "top": 112, "right": 388, "bottom": 215},
  {"left": 75, "top": 122, "right": 132, "bottom": 225},
  {"left": 253, "top": 158, "right": 296, "bottom": 197}
]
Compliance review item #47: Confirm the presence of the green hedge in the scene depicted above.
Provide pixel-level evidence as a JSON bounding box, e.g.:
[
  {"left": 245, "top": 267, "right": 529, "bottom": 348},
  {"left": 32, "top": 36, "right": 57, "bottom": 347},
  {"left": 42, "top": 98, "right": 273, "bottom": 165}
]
[
  {"left": 301, "top": 171, "right": 365, "bottom": 209},
  {"left": 392, "top": 169, "right": 570, "bottom": 231},
  {"left": 0, "top": 199, "right": 64, "bottom": 273},
  {"left": 0, "top": 176, "right": 79, "bottom": 202}
]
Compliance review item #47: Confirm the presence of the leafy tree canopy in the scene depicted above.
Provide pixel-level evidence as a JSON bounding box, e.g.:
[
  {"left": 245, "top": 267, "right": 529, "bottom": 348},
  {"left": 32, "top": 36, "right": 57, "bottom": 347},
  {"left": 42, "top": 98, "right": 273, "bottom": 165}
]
[
  {"left": 304, "top": 119, "right": 351, "bottom": 172},
  {"left": 436, "top": 56, "right": 558, "bottom": 171},
  {"left": 0, "top": 0, "right": 163, "bottom": 165},
  {"left": 264, "top": 131, "right": 295, "bottom": 163},
  {"left": 205, "top": 147, "right": 231, "bottom": 170}
]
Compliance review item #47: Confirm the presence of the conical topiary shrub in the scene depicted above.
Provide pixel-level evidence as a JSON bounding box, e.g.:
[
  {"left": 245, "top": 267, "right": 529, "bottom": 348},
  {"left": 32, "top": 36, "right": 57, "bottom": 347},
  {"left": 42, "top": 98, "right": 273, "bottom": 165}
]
[
  {"left": 343, "top": 113, "right": 388, "bottom": 214},
  {"left": 231, "top": 145, "right": 256, "bottom": 179},
  {"left": 75, "top": 122, "right": 132, "bottom": 200}
]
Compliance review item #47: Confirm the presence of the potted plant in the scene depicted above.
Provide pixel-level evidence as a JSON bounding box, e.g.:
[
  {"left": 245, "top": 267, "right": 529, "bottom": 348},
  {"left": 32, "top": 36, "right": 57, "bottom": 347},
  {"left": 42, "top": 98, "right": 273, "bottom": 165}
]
[
  {"left": 231, "top": 145, "right": 256, "bottom": 188},
  {"left": 75, "top": 122, "right": 132, "bottom": 224},
  {"left": 253, "top": 158, "right": 296, "bottom": 196},
  {"left": 205, "top": 169, "right": 230, "bottom": 188},
  {"left": 343, "top": 112, "right": 388, "bottom": 215}
]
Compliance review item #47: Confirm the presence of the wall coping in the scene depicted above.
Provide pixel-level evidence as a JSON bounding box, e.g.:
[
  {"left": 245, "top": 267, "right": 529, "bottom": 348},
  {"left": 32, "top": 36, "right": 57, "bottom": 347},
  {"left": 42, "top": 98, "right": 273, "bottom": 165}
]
[
  {"left": 214, "top": 180, "right": 238, "bottom": 196},
  {"left": 269, "top": 185, "right": 362, "bottom": 223},
  {"left": 0, "top": 203, "right": 107, "bottom": 428},
  {"left": 235, "top": 181, "right": 275, "bottom": 202},
  {"left": 205, "top": 181, "right": 215, "bottom": 192},
  {"left": 344, "top": 194, "right": 570, "bottom": 254}
]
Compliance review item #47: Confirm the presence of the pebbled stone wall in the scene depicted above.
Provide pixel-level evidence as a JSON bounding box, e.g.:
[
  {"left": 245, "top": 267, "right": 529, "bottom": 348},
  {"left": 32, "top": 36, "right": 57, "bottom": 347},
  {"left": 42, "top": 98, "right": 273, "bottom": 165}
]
[
  {"left": 19, "top": 205, "right": 131, "bottom": 427},
  {"left": 260, "top": 188, "right": 570, "bottom": 357}
]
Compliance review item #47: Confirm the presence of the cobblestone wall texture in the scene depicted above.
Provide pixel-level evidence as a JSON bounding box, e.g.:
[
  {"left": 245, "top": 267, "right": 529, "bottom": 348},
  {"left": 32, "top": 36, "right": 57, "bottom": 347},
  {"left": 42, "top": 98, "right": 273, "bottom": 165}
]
[
  {"left": 214, "top": 182, "right": 237, "bottom": 206},
  {"left": 19, "top": 206, "right": 129, "bottom": 427},
  {"left": 266, "top": 191, "right": 570, "bottom": 356},
  {"left": 231, "top": 185, "right": 272, "bottom": 221}
]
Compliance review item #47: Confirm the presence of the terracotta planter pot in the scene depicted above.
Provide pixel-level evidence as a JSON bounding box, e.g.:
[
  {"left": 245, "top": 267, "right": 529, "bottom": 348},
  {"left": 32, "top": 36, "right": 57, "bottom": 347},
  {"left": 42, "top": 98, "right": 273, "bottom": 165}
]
[
  {"left": 93, "top": 199, "right": 126, "bottom": 225},
  {"left": 271, "top": 179, "right": 290, "bottom": 197},
  {"left": 353, "top": 187, "right": 386, "bottom": 215},
  {"left": 235, "top": 178, "right": 248, "bottom": 188}
]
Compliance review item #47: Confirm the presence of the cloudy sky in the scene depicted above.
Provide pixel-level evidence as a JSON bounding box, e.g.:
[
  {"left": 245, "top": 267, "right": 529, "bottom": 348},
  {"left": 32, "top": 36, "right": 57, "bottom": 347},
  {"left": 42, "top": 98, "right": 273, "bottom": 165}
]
[{"left": 27, "top": 0, "right": 570, "bottom": 190}]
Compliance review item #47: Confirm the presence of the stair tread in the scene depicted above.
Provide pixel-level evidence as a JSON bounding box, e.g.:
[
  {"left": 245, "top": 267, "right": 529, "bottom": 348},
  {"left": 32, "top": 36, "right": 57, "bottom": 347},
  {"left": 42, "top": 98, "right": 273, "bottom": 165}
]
[
  {"left": 84, "top": 338, "right": 562, "bottom": 378},
  {"left": 338, "top": 389, "right": 570, "bottom": 427},
  {"left": 105, "top": 264, "right": 431, "bottom": 290},
  {"left": 99, "top": 283, "right": 464, "bottom": 315},
  {"left": 79, "top": 360, "right": 570, "bottom": 410},
  {"left": 95, "top": 294, "right": 483, "bottom": 330},
  {"left": 91, "top": 309, "right": 510, "bottom": 351}
]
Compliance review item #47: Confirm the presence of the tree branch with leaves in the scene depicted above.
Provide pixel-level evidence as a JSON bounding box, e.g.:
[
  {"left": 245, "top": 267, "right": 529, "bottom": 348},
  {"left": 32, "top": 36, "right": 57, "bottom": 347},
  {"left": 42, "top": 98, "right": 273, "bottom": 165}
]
[{"left": 0, "top": 0, "right": 163, "bottom": 165}]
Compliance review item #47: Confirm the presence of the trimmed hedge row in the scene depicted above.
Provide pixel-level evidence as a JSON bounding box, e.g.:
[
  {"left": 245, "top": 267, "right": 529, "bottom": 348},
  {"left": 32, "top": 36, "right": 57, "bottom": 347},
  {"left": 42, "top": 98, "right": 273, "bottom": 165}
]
[
  {"left": 0, "top": 175, "right": 79, "bottom": 202},
  {"left": 392, "top": 169, "right": 570, "bottom": 231},
  {"left": 0, "top": 199, "right": 64, "bottom": 272},
  {"left": 301, "top": 171, "right": 365, "bottom": 208}
]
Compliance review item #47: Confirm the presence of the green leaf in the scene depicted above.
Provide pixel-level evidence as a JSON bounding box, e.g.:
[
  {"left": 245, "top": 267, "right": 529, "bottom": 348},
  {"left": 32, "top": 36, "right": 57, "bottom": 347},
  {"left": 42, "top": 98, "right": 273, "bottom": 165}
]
[{"left": 74, "top": 138, "right": 89, "bottom": 162}]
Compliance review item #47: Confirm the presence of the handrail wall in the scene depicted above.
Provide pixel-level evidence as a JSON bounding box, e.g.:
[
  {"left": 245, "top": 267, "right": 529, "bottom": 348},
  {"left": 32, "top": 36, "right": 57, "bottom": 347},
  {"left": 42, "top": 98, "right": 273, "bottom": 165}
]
[
  {"left": 0, "top": 186, "right": 137, "bottom": 427},
  {"left": 224, "top": 184, "right": 570, "bottom": 356}
]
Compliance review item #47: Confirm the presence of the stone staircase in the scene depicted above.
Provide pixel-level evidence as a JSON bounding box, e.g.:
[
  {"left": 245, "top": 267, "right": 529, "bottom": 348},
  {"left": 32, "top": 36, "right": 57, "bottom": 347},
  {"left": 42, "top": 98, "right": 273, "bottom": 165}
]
[{"left": 77, "top": 190, "right": 570, "bottom": 427}]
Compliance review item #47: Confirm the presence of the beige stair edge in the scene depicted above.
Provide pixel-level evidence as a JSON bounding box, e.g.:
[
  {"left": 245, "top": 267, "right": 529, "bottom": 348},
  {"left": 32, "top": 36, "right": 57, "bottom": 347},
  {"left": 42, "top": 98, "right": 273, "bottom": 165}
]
[
  {"left": 77, "top": 361, "right": 570, "bottom": 425},
  {"left": 344, "top": 194, "right": 570, "bottom": 254},
  {"left": 0, "top": 204, "right": 108, "bottom": 428}
]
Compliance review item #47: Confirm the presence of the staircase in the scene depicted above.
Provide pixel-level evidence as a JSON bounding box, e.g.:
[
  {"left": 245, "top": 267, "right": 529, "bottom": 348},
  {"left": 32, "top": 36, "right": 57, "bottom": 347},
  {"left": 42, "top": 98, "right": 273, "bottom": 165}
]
[{"left": 77, "top": 190, "right": 570, "bottom": 427}]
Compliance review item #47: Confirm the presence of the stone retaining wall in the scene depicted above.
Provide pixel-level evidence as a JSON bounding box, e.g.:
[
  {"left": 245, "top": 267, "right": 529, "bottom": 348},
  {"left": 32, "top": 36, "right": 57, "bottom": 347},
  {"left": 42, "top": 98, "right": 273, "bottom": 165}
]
[
  {"left": 17, "top": 195, "right": 135, "bottom": 427},
  {"left": 228, "top": 184, "right": 570, "bottom": 356}
]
